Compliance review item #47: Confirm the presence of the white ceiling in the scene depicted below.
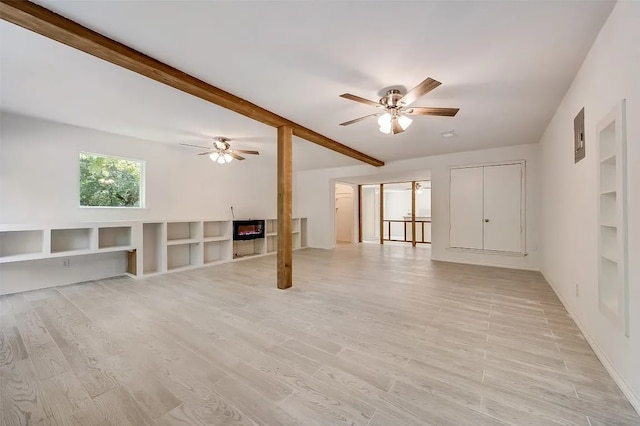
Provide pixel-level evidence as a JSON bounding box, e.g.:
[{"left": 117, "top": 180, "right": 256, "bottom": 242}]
[{"left": 1, "top": 1, "right": 614, "bottom": 169}]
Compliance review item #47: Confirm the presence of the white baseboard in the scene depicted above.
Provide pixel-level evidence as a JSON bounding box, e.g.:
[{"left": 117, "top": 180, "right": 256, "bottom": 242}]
[
  {"left": 430, "top": 255, "right": 539, "bottom": 271},
  {"left": 540, "top": 270, "right": 640, "bottom": 415}
]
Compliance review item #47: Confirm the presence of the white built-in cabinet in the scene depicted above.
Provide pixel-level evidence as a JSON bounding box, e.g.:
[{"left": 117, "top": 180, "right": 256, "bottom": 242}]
[{"left": 449, "top": 161, "right": 525, "bottom": 254}]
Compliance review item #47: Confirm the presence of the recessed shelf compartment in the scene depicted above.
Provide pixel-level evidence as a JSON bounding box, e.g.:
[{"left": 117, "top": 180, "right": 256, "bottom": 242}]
[
  {"left": 167, "top": 221, "right": 201, "bottom": 242},
  {"left": 51, "top": 228, "right": 92, "bottom": 253},
  {"left": 266, "top": 235, "right": 277, "bottom": 254},
  {"left": 599, "top": 192, "right": 617, "bottom": 226},
  {"left": 600, "top": 226, "right": 618, "bottom": 262},
  {"left": 143, "top": 223, "right": 164, "bottom": 274},
  {"left": 0, "top": 230, "right": 44, "bottom": 258},
  {"left": 300, "top": 218, "right": 308, "bottom": 248},
  {"left": 204, "top": 221, "right": 230, "bottom": 239},
  {"left": 600, "top": 160, "right": 616, "bottom": 194},
  {"left": 233, "top": 238, "right": 264, "bottom": 259},
  {"left": 266, "top": 219, "right": 277, "bottom": 235},
  {"left": 204, "top": 240, "right": 229, "bottom": 264},
  {"left": 599, "top": 121, "right": 616, "bottom": 160},
  {"left": 98, "top": 226, "right": 132, "bottom": 249},
  {"left": 167, "top": 242, "right": 200, "bottom": 271},
  {"left": 599, "top": 257, "right": 619, "bottom": 312}
]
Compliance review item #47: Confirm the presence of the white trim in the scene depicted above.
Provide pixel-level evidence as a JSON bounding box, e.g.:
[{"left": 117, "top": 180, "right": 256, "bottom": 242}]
[{"left": 541, "top": 270, "right": 640, "bottom": 415}]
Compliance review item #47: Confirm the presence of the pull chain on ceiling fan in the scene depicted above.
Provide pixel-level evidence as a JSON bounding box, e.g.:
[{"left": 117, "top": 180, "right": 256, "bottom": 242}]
[{"left": 339, "top": 77, "right": 459, "bottom": 135}]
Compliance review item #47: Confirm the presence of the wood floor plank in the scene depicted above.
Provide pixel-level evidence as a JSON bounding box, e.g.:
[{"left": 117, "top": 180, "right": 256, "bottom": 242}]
[
  {"left": 211, "top": 377, "right": 303, "bottom": 425},
  {"left": 1, "top": 359, "right": 53, "bottom": 425}
]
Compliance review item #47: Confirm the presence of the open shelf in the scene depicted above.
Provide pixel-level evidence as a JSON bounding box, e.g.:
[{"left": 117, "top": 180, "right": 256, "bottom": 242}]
[
  {"left": 233, "top": 238, "right": 265, "bottom": 259},
  {"left": 167, "top": 221, "right": 201, "bottom": 242},
  {"left": 265, "top": 219, "right": 277, "bottom": 235},
  {"left": 300, "top": 218, "right": 308, "bottom": 248},
  {"left": 98, "top": 226, "right": 132, "bottom": 249},
  {"left": 0, "top": 230, "right": 44, "bottom": 259},
  {"left": 266, "top": 235, "right": 277, "bottom": 254},
  {"left": 204, "top": 221, "right": 230, "bottom": 239},
  {"left": 143, "top": 223, "right": 164, "bottom": 274},
  {"left": 599, "top": 192, "right": 617, "bottom": 226},
  {"left": 204, "top": 240, "right": 230, "bottom": 264},
  {"left": 51, "top": 228, "right": 92, "bottom": 253},
  {"left": 599, "top": 121, "right": 616, "bottom": 160},
  {"left": 167, "top": 242, "right": 201, "bottom": 271}
]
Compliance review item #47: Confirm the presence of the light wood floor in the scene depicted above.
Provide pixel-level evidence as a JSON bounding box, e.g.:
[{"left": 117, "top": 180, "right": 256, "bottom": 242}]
[{"left": 1, "top": 244, "right": 638, "bottom": 426}]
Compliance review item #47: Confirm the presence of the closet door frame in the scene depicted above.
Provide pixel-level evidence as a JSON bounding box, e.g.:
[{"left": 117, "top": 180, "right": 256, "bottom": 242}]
[{"left": 448, "top": 160, "right": 526, "bottom": 255}]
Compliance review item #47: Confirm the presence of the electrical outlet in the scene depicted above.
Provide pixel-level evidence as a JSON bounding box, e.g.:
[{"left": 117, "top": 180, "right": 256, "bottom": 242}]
[
  {"left": 575, "top": 283, "right": 579, "bottom": 297},
  {"left": 63, "top": 258, "right": 70, "bottom": 268}
]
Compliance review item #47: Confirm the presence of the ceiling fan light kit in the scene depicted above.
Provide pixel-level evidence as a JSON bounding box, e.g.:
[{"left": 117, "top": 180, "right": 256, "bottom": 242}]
[
  {"left": 339, "top": 77, "right": 459, "bottom": 135},
  {"left": 180, "top": 136, "right": 260, "bottom": 165}
]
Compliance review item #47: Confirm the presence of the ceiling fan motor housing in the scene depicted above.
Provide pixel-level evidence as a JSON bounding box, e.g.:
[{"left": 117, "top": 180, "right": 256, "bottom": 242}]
[{"left": 380, "top": 89, "right": 405, "bottom": 111}]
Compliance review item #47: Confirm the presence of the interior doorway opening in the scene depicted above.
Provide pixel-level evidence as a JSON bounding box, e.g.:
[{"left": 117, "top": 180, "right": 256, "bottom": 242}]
[
  {"left": 359, "top": 180, "right": 431, "bottom": 246},
  {"left": 335, "top": 183, "right": 355, "bottom": 244}
]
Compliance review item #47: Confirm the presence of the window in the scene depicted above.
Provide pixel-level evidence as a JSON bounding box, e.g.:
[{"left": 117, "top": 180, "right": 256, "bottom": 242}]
[{"left": 79, "top": 153, "right": 144, "bottom": 207}]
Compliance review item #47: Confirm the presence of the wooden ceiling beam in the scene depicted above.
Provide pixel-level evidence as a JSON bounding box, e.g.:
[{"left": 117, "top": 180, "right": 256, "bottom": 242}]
[{"left": 0, "top": 0, "right": 385, "bottom": 167}]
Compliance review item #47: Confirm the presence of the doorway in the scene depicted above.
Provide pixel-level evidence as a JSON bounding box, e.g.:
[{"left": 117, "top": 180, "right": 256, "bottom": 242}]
[
  {"left": 335, "top": 183, "right": 354, "bottom": 244},
  {"left": 359, "top": 180, "right": 431, "bottom": 246}
]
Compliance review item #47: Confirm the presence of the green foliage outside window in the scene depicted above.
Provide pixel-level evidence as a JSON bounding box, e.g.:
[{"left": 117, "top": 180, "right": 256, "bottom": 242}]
[{"left": 79, "top": 153, "right": 143, "bottom": 207}]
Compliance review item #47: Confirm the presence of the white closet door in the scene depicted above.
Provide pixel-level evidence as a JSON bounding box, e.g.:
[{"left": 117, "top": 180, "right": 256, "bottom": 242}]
[
  {"left": 483, "top": 163, "right": 523, "bottom": 252},
  {"left": 450, "top": 167, "right": 484, "bottom": 249}
]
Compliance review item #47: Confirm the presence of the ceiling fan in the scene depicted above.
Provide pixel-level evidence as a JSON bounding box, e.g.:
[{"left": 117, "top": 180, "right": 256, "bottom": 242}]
[
  {"left": 179, "top": 137, "right": 259, "bottom": 164},
  {"left": 339, "top": 77, "right": 459, "bottom": 135}
]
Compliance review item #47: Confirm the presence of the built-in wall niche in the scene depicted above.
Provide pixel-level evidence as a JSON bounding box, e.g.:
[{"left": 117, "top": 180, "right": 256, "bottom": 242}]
[
  {"left": 233, "top": 239, "right": 264, "bottom": 259},
  {"left": 203, "top": 221, "right": 230, "bottom": 240},
  {"left": 300, "top": 218, "right": 308, "bottom": 248},
  {"left": 167, "top": 221, "right": 201, "bottom": 243},
  {"left": 51, "top": 228, "right": 93, "bottom": 253},
  {"left": 143, "top": 223, "right": 164, "bottom": 274},
  {"left": 597, "top": 99, "right": 628, "bottom": 336},
  {"left": 266, "top": 235, "right": 277, "bottom": 254},
  {"left": 0, "top": 230, "right": 44, "bottom": 259},
  {"left": 167, "top": 243, "right": 201, "bottom": 271},
  {"left": 98, "top": 226, "right": 132, "bottom": 249},
  {"left": 204, "top": 240, "right": 230, "bottom": 264},
  {"left": 266, "top": 219, "right": 277, "bottom": 236}
]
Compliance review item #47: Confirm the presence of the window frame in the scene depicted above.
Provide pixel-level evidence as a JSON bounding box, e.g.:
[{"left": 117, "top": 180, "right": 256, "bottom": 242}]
[{"left": 78, "top": 151, "right": 146, "bottom": 209}]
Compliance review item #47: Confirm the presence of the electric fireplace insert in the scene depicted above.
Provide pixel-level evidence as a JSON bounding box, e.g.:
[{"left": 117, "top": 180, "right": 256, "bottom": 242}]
[{"left": 232, "top": 220, "right": 265, "bottom": 241}]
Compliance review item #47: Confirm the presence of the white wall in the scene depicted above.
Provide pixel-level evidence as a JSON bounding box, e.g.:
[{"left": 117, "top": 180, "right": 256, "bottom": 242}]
[
  {"left": 297, "top": 143, "right": 540, "bottom": 270},
  {"left": 0, "top": 113, "right": 280, "bottom": 291},
  {"left": 538, "top": 1, "right": 640, "bottom": 410},
  {"left": 0, "top": 113, "right": 278, "bottom": 223}
]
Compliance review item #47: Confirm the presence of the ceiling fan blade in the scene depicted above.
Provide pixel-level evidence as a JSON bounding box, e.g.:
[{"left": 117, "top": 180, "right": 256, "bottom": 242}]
[
  {"left": 228, "top": 152, "right": 246, "bottom": 161},
  {"left": 198, "top": 151, "right": 215, "bottom": 155},
  {"left": 399, "top": 77, "right": 441, "bottom": 106},
  {"left": 180, "top": 143, "right": 212, "bottom": 150},
  {"left": 339, "top": 114, "right": 380, "bottom": 126},
  {"left": 392, "top": 118, "right": 404, "bottom": 135},
  {"left": 231, "top": 149, "right": 260, "bottom": 155},
  {"left": 339, "top": 93, "right": 380, "bottom": 108},
  {"left": 405, "top": 107, "right": 459, "bottom": 117}
]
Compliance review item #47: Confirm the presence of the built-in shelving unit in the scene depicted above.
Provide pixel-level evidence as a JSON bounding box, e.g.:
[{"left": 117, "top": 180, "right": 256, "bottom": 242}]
[
  {"left": 597, "top": 99, "right": 629, "bottom": 336},
  {"left": 0, "top": 217, "right": 308, "bottom": 293}
]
